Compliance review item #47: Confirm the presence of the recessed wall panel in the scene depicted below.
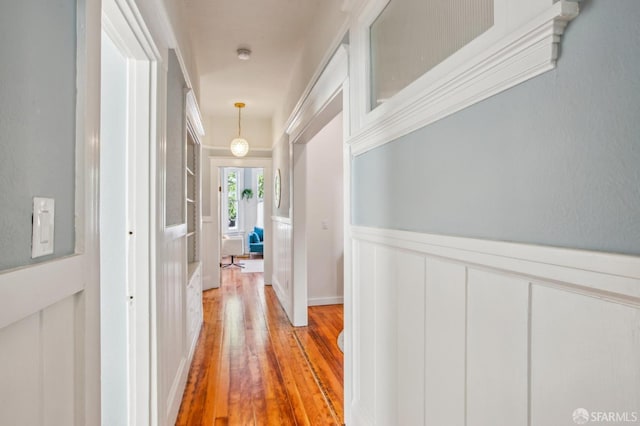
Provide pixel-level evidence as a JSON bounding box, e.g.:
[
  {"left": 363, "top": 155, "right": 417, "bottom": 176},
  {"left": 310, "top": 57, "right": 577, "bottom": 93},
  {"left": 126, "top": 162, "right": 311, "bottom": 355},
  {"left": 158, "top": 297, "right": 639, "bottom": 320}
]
[
  {"left": 425, "top": 258, "right": 466, "bottom": 426},
  {"left": 355, "top": 241, "right": 376, "bottom": 419},
  {"left": 531, "top": 285, "right": 640, "bottom": 425},
  {"left": 396, "top": 252, "right": 426, "bottom": 426},
  {"left": 467, "top": 269, "right": 529, "bottom": 426},
  {"left": 374, "top": 246, "right": 396, "bottom": 425}
]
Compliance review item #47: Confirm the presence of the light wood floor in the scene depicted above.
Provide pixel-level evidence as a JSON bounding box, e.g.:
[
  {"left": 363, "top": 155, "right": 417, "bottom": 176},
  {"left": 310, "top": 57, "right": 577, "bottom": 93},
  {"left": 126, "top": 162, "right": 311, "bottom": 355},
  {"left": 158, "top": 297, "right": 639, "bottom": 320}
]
[{"left": 175, "top": 265, "right": 344, "bottom": 425}]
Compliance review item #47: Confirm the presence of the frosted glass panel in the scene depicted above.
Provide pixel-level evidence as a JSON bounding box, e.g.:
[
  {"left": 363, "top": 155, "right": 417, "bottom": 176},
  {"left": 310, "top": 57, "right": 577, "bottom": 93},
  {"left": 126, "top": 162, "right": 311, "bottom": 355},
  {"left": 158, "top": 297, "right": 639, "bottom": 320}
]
[{"left": 370, "top": 0, "right": 494, "bottom": 109}]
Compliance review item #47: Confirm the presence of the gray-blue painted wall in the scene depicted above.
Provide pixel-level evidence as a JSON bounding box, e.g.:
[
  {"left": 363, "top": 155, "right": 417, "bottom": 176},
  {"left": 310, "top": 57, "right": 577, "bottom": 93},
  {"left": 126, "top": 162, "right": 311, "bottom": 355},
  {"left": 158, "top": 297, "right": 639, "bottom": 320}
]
[
  {"left": 353, "top": 0, "right": 640, "bottom": 256},
  {"left": 0, "top": 0, "right": 77, "bottom": 270}
]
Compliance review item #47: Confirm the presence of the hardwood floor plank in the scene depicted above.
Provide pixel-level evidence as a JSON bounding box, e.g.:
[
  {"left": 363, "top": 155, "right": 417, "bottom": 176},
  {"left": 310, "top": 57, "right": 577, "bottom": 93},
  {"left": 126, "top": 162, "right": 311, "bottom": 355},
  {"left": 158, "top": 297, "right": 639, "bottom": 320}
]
[
  {"left": 176, "top": 265, "right": 343, "bottom": 425},
  {"left": 294, "top": 305, "right": 344, "bottom": 425}
]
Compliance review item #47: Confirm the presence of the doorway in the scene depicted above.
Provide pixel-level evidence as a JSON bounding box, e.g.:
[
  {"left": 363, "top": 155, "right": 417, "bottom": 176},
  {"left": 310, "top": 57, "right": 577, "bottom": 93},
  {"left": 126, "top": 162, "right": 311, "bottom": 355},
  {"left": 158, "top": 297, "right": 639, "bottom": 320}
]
[
  {"left": 99, "top": 0, "right": 157, "bottom": 424},
  {"left": 205, "top": 157, "right": 273, "bottom": 290},
  {"left": 284, "top": 43, "right": 350, "bottom": 419},
  {"left": 219, "top": 167, "right": 266, "bottom": 272},
  {"left": 302, "top": 113, "right": 344, "bottom": 308}
]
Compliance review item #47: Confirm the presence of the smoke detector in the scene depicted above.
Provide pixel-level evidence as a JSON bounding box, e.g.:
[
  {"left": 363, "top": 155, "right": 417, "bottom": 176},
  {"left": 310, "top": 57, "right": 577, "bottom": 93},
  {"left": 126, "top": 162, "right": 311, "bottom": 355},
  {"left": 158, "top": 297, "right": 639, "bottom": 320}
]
[{"left": 237, "top": 48, "right": 251, "bottom": 61}]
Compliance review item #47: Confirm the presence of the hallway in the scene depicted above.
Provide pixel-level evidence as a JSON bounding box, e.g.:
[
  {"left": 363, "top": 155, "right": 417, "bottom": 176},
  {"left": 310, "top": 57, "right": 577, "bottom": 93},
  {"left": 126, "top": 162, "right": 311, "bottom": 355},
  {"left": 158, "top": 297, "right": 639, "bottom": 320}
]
[{"left": 176, "top": 266, "right": 344, "bottom": 425}]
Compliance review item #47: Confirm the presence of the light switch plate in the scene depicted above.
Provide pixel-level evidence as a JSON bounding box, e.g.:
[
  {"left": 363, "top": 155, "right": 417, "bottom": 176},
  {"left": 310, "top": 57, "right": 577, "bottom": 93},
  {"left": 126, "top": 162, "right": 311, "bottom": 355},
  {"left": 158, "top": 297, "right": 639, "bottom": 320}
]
[{"left": 32, "top": 197, "right": 55, "bottom": 258}]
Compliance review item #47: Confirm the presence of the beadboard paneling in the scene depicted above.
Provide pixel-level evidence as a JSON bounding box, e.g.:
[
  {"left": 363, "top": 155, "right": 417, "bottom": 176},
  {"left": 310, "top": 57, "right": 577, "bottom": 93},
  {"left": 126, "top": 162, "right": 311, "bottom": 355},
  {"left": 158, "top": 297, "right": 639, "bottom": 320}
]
[{"left": 272, "top": 217, "right": 293, "bottom": 321}]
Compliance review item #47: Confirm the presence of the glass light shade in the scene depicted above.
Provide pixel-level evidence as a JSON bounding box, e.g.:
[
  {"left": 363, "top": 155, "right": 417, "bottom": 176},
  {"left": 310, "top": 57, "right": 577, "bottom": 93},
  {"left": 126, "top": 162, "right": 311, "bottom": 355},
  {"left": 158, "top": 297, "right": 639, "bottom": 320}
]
[{"left": 230, "top": 137, "right": 249, "bottom": 157}]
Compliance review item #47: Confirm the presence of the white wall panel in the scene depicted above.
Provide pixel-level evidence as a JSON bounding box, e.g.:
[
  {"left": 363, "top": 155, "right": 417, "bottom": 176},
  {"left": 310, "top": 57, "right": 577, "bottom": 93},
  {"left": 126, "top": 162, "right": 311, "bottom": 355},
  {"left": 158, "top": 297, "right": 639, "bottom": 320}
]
[
  {"left": 467, "top": 269, "right": 529, "bottom": 426},
  {"left": 531, "top": 285, "right": 640, "bottom": 425},
  {"left": 42, "top": 296, "right": 76, "bottom": 426},
  {"left": 0, "top": 295, "right": 77, "bottom": 426},
  {"left": 0, "top": 312, "right": 41, "bottom": 426},
  {"left": 373, "top": 246, "right": 396, "bottom": 425},
  {"left": 424, "top": 258, "right": 466, "bottom": 426},
  {"left": 157, "top": 231, "right": 187, "bottom": 425},
  {"left": 395, "top": 252, "right": 426, "bottom": 426},
  {"left": 272, "top": 218, "right": 293, "bottom": 320},
  {"left": 350, "top": 226, "right": 640, "bottom": 426},
  {"left": 354, "top": 241, "right": 376, "bottom": 422}
]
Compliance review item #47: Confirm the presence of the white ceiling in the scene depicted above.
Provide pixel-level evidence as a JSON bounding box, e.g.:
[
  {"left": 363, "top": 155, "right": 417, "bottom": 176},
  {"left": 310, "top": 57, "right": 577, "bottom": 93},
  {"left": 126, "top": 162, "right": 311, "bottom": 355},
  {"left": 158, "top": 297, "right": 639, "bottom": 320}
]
[{"left": 183, "top": 0, "right": 337, "bottom": 119}]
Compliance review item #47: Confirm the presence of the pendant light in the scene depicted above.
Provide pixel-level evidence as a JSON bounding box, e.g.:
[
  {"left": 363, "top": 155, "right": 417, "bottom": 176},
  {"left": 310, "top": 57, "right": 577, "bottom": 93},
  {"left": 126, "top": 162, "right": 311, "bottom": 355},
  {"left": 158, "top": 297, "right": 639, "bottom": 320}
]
[{"left": 230, "top": 102, "right": 249, "bottom": 157}]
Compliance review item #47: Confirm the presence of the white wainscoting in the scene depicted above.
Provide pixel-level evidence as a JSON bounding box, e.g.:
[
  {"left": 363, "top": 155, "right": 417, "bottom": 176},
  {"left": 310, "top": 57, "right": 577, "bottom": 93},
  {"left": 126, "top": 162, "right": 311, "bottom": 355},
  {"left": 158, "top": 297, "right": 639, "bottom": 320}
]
[
  {"left": 349, "top": 226, "right": 640, "bottom": 426},
  {"left": 272, "top": 216, "right": 293, "bottom": 321},
  {"left": 157, "top": 226, "right": 188, "bottom": 425},
  {"left": 0, "top": 293, "right": 78, "bottom": 425}
]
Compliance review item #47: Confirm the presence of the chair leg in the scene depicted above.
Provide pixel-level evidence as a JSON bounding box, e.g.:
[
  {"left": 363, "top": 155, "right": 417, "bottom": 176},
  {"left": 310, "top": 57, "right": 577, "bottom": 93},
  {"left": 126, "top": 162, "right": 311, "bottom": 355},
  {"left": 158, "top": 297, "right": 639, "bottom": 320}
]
[
  {"left": 221, "top": 255, "right": 244, "bottom": 268},
  {"left": 230, "top": 255, "right": 245, "bottom": 268}
]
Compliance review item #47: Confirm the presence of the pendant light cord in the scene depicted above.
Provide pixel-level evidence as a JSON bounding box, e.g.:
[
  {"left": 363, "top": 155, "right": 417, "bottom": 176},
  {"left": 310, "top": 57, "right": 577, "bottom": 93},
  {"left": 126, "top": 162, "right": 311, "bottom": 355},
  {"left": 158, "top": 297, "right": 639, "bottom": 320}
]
[{"left": 237, "top": 105, "right": 242, "bottom": 137}]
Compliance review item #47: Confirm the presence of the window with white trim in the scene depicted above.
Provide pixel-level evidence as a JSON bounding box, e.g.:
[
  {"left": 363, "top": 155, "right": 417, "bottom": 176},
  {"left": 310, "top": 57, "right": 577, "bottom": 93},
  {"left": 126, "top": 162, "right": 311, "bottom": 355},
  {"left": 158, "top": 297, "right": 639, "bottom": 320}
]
[
  {"left": 223, "top": 167, "right": 243, "bottom": 233},
  {"left": 370, "top": 0, "right": 494, "bottom": 109},
  {"left": 348, "top": 0, "right": 580, "bottom": 156}
]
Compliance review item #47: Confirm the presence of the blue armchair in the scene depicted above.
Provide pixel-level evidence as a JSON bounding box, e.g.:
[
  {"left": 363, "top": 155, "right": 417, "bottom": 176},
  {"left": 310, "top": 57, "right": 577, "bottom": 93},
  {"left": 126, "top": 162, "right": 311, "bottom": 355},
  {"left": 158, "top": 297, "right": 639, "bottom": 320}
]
[{"left": 247, "top": 226, "right": 264, "bottom": 257}]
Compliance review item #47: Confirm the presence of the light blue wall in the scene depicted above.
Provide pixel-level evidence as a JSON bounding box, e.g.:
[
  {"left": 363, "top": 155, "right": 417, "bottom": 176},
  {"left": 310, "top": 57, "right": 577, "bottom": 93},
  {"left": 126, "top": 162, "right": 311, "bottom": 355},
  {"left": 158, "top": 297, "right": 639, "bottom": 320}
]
[
  {"left": 0, "top": 0, "right": 77, "bottom": 270},
  {"left": 353, "top": 0, "right": 640, "bottom": 256}
]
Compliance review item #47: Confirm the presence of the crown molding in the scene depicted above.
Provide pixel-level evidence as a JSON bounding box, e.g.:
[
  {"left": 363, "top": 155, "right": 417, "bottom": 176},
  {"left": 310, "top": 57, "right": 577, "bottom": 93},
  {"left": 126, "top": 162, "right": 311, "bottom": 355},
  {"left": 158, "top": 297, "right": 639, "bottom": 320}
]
[{"left": 348, "top": 1, "right": 579, "bottom": 156}]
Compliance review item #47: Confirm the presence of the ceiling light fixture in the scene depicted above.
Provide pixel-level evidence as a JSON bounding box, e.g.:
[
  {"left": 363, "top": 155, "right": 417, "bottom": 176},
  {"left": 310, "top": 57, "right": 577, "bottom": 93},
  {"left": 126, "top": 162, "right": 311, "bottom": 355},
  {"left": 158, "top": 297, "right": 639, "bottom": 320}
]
[
  {"left": 237, "top": 48, "right": 251, "bottom": 60},
  {"left": 230, "top": 102, "right": 249, "bottom": 157}
]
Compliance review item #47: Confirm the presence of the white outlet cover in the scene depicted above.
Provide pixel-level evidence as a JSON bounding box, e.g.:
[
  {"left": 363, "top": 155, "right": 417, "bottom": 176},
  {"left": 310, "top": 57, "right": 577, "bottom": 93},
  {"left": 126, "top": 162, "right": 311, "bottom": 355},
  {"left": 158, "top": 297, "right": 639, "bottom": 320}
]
[{"left": 32, "top": 197, "right": 55, "bottom": 258}]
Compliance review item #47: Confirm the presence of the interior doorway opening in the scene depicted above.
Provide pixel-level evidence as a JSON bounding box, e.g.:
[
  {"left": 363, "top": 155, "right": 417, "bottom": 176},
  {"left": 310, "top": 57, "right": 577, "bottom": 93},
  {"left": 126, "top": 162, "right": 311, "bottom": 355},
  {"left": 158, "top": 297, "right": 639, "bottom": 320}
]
[
  {"left": 219, "top": 167, "right": 266, "bottom": 272},
  {"left": 205, "top": 157, "right": 272, "bottom": 290}
]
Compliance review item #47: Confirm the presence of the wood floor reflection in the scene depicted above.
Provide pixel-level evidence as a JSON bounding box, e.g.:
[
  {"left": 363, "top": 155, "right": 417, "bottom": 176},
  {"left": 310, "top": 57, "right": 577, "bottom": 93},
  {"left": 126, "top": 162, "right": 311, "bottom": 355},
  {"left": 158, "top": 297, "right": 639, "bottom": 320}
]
[{"left": 175, "top": 265, "right": 344, "bottom": 425}]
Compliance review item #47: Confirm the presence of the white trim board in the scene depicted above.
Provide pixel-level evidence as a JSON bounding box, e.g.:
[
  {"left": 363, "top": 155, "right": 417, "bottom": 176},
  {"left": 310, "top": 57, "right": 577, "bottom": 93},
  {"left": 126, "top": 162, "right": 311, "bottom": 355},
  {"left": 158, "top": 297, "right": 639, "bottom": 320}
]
[
  {"left": 0, "top": 255, "right": 84, "bottom": 329},
  {"left": 286, "top": 44, "right": 349, "bottom": 144},
  {"left": 347, "top": 0, "right": 579, "bottom": 156},
  {"left": 186, "top": 90, "right": 205, "bottom": 137},
  {"left": 280, "top": 26, "right": 350, "bottom": 142},
  {"left": 272, "top": 215, "right": 292, "bottom": 225},
  {"left": 351, "top": 226, "right": 640, "bottom": 300},
  {"left": 308, "top": 297, "right": 344, "bottom": 307}
]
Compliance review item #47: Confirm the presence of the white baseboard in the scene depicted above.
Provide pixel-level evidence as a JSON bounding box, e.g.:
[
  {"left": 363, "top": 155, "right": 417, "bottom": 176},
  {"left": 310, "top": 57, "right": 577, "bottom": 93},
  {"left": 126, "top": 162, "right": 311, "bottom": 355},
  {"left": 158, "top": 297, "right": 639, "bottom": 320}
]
[
  {"left": 165, "top": 357, "right": 187, "bottom": 425},
  {"left": 308, "top": 296, "right": 344, "bottom": 306},
  {"left": 271, "top": 274, "right": 291, "bottom": 319}
]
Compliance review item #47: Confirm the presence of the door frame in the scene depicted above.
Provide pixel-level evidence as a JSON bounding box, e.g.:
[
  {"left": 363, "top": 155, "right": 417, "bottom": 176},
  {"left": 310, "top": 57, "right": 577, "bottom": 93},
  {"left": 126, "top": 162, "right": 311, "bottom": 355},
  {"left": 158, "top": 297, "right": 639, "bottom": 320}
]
[
  {"left": 286, "top": 45, "right": 350, "bottom": 327},
  {"left": 101, "top": 1, "right": 160, "bottom": 424},
  {"left": 208, "top": 157, "right": 273, "bottom": 289},
  {"left": 284, "top": 43, "right": 352, "bottom": 422}
]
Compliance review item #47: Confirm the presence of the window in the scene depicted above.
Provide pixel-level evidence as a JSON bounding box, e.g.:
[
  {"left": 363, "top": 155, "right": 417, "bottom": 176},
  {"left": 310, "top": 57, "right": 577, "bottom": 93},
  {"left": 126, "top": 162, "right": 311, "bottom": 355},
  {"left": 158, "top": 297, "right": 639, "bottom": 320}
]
[
  {"left": 257, "top": 171, "right": 264, "bottom": 200},
  {"left": 370, "top": 0, "right": 493, "bottom": 110},
  {"left": 348, "top": 0, "right": 579, "bottom": 155},
  {"left": 223, "top": 168, "right": 243, "bottom": 233}
]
